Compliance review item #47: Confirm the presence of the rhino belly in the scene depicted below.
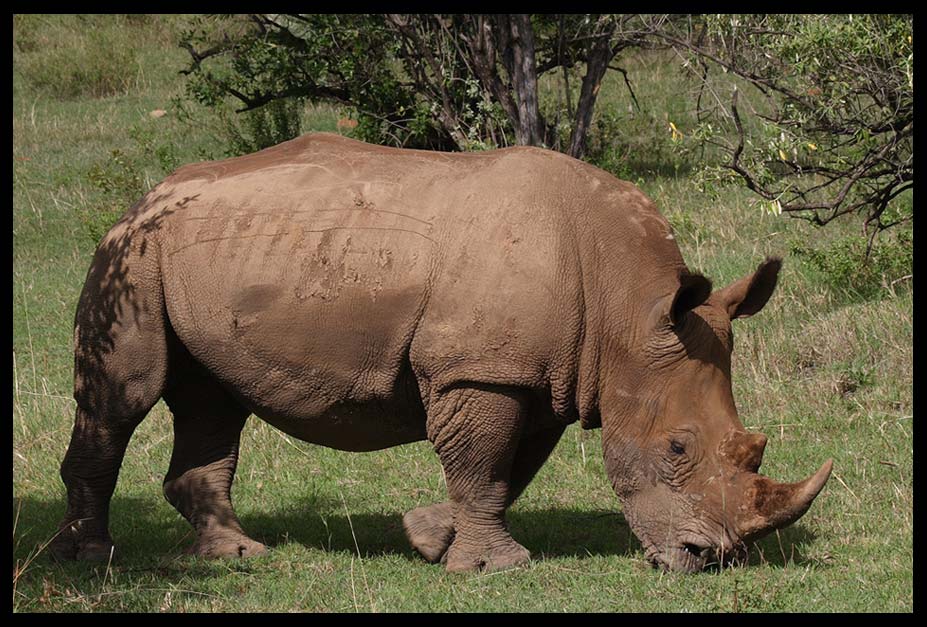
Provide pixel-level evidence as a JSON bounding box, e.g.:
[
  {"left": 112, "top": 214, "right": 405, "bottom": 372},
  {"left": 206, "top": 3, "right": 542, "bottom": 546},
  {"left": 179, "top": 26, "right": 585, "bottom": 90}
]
[{"left": 254, "top": 378, "right": 428, "bottom": 452}]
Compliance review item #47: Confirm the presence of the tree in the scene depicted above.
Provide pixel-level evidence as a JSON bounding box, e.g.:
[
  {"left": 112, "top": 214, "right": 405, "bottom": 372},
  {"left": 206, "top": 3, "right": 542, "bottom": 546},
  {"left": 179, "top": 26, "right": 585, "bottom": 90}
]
[
  {"left": 179, "top": 14, "right": 912, "bottom": 255},
  {"left": 179, "top": 14, "right": 668, "bottom": 157},
  {"left": 658, "top": 15, "right": 913, "bottom": 251}
]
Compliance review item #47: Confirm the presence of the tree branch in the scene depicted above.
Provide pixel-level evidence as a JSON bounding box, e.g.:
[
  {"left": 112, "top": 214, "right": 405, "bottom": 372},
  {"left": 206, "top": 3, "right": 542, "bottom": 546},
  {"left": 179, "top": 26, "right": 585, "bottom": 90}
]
[{"left": 607, "top": 64, "right": 640, "bottom": 112}]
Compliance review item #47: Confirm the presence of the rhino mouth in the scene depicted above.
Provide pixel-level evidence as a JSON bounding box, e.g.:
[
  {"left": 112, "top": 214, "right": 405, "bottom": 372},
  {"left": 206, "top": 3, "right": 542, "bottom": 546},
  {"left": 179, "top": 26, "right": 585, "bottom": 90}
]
[{"left": 647, "top": 539, "right": 748, "bottom": 573}]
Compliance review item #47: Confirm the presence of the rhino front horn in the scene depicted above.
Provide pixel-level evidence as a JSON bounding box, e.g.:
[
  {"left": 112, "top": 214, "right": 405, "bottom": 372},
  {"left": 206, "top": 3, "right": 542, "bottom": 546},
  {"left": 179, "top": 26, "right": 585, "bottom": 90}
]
[{"left": 736, "top": 459, "right": 833, "bottom": 543}]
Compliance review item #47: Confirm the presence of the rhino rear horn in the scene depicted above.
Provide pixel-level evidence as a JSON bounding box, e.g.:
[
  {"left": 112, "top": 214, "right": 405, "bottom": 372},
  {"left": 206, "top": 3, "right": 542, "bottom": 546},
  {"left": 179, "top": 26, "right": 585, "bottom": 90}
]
[
  {"left": 720, "top": 430, "right": 768, "bottom": 473},
  {"left": 736, "top": 459, "right": 833, "bottom": 543}
]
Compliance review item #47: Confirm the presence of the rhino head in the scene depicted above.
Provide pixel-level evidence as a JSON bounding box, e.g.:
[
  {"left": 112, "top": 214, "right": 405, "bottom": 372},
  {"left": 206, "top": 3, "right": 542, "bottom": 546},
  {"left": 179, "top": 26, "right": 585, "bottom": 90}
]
[{"left": 600, "top": 257, "right": 832, "bottom": 572}]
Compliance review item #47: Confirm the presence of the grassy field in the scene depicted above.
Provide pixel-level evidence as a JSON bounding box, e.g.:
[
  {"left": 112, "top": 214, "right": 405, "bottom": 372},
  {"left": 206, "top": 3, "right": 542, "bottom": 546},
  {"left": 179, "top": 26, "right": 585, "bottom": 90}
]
[{"left": 12, "top": 16, "right": 912, "bottom": 612}]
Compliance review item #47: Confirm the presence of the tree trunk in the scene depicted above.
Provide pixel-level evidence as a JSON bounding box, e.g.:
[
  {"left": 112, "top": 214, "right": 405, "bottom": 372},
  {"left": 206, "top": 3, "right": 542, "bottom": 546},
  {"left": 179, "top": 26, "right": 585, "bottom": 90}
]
[
  {"left": 466, "top": 15, "right": 521, "bottom": 141},
  {"left": 508, "top": 15, "right": 544, "bottom": 146},
  {"left": 568, "top": 18, "right": 618, "bottom": 159},
  {"left": 494, "top": 14, "right": 544, "bottom": 147}
]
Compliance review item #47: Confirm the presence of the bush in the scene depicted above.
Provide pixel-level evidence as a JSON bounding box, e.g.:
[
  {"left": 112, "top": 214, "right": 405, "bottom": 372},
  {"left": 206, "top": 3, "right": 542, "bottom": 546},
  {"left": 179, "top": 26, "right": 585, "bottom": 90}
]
[
  {"left": 81, "top": 150, "right": 146, "bottom": 244},
  {"left": 666, "top": 15, "right": 913, "bottom": 242},
  {"left": 220, "top": 98, "right": 304, "bottom": 157},
  {"left": 790, "top": 230, "right": 912, "bottom": 301},
  {"left": 128, "top": 123, "right": 183, "bottom": 174},
  {"left": 585, "top": 109, "right": 693, "bottom": 181}
]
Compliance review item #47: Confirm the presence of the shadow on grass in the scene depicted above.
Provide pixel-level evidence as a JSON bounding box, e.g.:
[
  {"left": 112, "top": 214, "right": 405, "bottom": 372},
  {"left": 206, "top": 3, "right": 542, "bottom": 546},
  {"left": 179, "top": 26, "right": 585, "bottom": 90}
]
[
  {"left": 747, "top": 525, "right": 824, "bottom": 570},
  {"left": 241, "top": 505, "right": 636, "bottom": 562},
  {"left": 15, "top": 495, "right": 825, "bottom": 573}
]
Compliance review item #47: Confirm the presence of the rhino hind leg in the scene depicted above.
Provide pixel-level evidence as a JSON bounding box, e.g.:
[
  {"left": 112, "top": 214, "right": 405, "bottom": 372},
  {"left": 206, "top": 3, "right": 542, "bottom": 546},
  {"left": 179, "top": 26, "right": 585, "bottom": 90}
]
[
  {"left": 53, "top": 406, "right": 152, "bottom": 562},
  {"left": 162, "top": 349, "right": 266, "bottom": 559},
  {"left": 53, "top": 237, "right": 170, "bottom": 562},
  {"left": 403, "top": 502, "right": 456, "bottom": 563},
  {"left": 404, "top": 424, "right": 564, "bottom": 564}
]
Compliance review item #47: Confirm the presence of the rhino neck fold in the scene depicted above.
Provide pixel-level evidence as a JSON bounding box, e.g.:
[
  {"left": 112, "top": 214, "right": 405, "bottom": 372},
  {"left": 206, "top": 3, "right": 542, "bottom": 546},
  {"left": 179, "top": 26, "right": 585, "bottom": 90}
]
[{"left": 570, "top": 201, "right": 686, "bottom": 432}]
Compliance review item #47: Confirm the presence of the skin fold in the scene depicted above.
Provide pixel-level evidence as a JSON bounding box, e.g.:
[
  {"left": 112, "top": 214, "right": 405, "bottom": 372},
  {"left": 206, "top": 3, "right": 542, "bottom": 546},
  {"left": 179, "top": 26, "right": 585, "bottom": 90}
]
[{"left": 52, "top": 133, "right": 831, "bottom": 572}]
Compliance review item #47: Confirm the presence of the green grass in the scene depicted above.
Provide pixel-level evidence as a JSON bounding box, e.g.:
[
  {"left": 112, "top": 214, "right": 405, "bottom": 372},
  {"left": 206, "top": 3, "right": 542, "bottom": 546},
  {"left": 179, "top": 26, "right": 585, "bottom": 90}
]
[{"left": 13, "top": 16, "right": 912, "bottom": 612}]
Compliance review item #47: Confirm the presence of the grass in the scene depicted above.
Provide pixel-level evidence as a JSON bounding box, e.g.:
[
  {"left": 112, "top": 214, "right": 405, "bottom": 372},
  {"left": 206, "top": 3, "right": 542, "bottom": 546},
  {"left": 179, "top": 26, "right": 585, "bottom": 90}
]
[{"left": 12, "top": 16, "right": 913, "bottom": 612}]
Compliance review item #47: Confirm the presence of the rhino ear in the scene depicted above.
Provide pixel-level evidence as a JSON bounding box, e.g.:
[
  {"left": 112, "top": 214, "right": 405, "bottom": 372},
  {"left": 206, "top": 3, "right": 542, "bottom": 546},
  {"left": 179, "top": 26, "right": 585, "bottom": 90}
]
[
  {"left": 668, "top": 270, "right": 713, "bottom": 326},
  {"left": 717, "top": 257, "right": 782, "bottom": 320}
]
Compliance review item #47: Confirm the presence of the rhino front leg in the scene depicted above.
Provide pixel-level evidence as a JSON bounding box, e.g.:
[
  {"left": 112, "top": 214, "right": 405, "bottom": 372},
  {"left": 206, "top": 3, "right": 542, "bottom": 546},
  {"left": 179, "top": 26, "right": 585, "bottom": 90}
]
[
  {"left": 404, "top": 424, "right": 566, "bottom": 564},
  {"left": 424, "top": 384, "right": 534, "bottom": 573},
  {"left": 162, "top": 358, "right": 266, "bottom": 559}
]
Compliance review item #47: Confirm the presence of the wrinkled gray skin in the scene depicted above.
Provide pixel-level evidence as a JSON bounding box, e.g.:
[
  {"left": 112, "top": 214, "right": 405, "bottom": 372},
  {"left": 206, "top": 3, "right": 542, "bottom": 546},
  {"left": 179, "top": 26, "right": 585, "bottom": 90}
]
[{"left": 52, "top": 134, "right": 831, "bottom": 573}]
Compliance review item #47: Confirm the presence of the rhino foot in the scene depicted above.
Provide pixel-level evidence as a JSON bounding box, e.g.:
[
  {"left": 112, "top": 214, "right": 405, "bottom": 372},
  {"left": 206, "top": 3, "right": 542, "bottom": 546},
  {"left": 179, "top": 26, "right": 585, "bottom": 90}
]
[
  {"left": 186, "top": 532, "right": 268, "bottom": 559},
  {"left": 49, "top": 520, "right": 115, "bottom": 563},
  {"left": 403, "top": 502, "right": 455, "bottom": 563},
  {"left": 444, "top": 538, "right": 531, "bottom": 574},
  {"left": 48, "top": 518, "right": 113, "bottom": 562}
]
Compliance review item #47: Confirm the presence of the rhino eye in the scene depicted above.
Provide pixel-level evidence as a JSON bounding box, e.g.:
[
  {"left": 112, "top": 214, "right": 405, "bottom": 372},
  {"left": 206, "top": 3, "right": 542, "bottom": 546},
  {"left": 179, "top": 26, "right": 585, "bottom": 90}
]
[{"left": 670, "top": 441, "right": 686, "bottom": 455}]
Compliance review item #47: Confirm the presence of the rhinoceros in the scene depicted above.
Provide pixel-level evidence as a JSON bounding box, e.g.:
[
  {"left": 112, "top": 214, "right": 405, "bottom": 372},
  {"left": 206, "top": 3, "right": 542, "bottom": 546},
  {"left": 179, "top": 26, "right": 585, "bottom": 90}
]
[{"left": 52, "top": 133, "right": 831, "bottom": 573}]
